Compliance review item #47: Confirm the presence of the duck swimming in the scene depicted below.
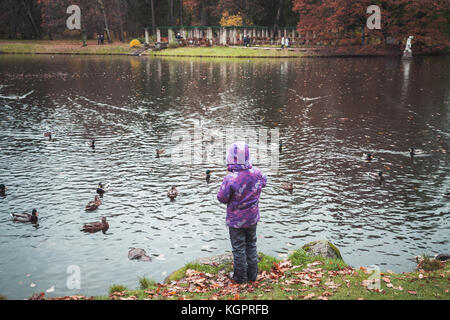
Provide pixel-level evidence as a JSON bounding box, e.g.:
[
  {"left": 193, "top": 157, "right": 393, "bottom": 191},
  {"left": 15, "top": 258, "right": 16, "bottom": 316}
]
[
  {"left": 85, "top": 195, "right": 102, "bottom": 211},
  {"left": 205, "top": 170, "right": 211, "bottom": 183},
  {"left": 279, "top": 141, "right": 283, "bottom": 153},
  {"left": 281, "top": 182, "right": 294, "bottom": 192},
  {"left": 44, "top": 132, "right": 54, "bottom": 141},
  {"left": 82, "top": 217, "right": 109, "bottom": 234},
  {"left": 11, "top": 209, "right": 38, "bottom": 224},
  {"left": 167, "top": 186, "right": 178, "bottom": 199},
  {"left": 96, "top": 183, "right": 109, "bottom": 195},
  {"left": 410, "top": 147, "right": 425, "bottom": 158},
  {"left": 0, "top": 184, "right": 6, "bottom": 196},
  {"left": 90, "top": 139, "right": 95, "bottom": 149},
  {"left": 377, "top": 171, "right": 385, "bottom": 184},
  {"left": 156, "top": 149, "right": 166, "bottom": 158},
  {"left": 366, "top": 153, "right": 374, "bottom": 161}
]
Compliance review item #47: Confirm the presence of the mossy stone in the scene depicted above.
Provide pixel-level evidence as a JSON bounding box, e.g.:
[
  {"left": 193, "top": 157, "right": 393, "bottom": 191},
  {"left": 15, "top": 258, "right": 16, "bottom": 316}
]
[{"left": 302, "top": 240, "right": 343, "bottom": 261}]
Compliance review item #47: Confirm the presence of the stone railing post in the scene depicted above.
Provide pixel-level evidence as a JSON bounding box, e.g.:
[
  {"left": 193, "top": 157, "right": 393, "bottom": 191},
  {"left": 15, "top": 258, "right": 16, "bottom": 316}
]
[
  {"left": 168, "top": 28, "right": 174, "bottom": 43},
  {"left": 156, "top": 28, "right": 161, "bottom": 43},
  {"left": 145, "top": 28, "right": 149, "bottom": 45}
]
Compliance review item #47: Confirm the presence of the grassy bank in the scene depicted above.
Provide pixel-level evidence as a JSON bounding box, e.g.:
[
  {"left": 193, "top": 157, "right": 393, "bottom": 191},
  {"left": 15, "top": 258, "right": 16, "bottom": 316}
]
[
  {"left": 41, "top": 249, "right": 449, "bottom": 301},
  {"left": 147, "top": 46, "right": 304, "bottom": 58},
  {"left": 0, "top": 40, "right": 305, "bottom": 57},
  {"left": 0, "top": 40, "right": 133, "bottom": 55}
]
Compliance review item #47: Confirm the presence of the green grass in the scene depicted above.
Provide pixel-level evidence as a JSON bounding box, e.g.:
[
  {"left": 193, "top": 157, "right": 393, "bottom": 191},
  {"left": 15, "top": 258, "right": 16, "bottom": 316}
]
[
  {"left": 108, "top": 284, "right": 128, "bottom": 295},
  {"left": 147, "top": 46, "right": 304, "bottom": 58},
  {"left": 89, "top": 249, "right": 449, "bottom": 300},
  {"left": 0, "top": 40, "right": 134, "bottom": 55},
  {"left": 138, "top": 276, "right": 158, "bottom": 290}
]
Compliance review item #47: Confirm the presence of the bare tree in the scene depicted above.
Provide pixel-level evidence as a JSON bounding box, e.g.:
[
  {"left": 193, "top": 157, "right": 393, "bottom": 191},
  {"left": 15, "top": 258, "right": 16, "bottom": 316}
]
[
  {"left": 20, "top": 0, "right": 40, "bottom": 38},
  {"left": 97, "top": 0, "right": 112, "bottom": 43}
]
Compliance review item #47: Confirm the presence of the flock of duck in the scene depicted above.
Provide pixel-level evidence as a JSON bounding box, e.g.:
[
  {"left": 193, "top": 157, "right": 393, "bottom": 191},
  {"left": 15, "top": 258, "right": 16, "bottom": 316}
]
[
  {"left": 2, "top": 135, "right": 449, "bottom": 234},
  {"left": 1, "top": 133, "right": 196, "bottom": 235}
]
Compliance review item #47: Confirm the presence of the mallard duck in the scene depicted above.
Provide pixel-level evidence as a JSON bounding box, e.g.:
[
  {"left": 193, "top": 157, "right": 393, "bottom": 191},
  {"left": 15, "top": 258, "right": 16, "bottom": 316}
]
[
  {"left": 85, "top": 195, "right": 102, "bottom": 211},
  {"left": 365, "top": 153, "right": 374, "bottom": 161},
  {"left": 0, "top": 184, "right": 6, "bottom": 196},
  {"left": 44, "top": 132, "right": 54, "bottom": 141},
  {"left": 156, "top": 149, "right": 166, "bottom": 158},
  {"left": 90, "top": 139, "right": 95, "bottom": 149},
  {"left": 167, "top": 186, "right": 178, "bottom": 199},
  {"left": 370, "top": 171, "right": 385, "bottom": 184},
  {"left": 279, "top": 141, "right": 283, "bottom": 153},
  {"left": 11, "top": 209, "right": 38, "bottom": 224},
  {"left": 410, "top": 147, "right": 425, "bottom": 158},
  {"left": 82, "top": 217, "right": 109, "bottom": 234},
  {"left": 281, "top": 182, "right": 294, "bottom": 191},
  {"left": 96, "top": 183, "right": 109, "bottom": 195},
  {"left": 205, "top": 170, "right": 211, "bottom": 183}
]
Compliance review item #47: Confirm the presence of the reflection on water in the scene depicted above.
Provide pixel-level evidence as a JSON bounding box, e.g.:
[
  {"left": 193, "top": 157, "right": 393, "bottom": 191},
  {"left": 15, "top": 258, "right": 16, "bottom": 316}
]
[{"left": 0, "top": 55, "right": 449, "bottom": 299}]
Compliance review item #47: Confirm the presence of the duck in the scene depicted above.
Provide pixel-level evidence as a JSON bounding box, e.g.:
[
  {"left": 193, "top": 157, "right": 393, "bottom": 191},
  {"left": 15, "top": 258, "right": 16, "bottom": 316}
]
[
  {"left": 281, "top": 182, "right": 294, "bottom": 192},
  {"left": 81, "top": 217, "right": 109, "bottom": 234},
  {"left": 205, "top": 170, "right": 211, "bottom": 183},
  {"left": 90, "top": 139, "right": 95, "bottom": 149},
  {"left": 85, "top": 195, "right": 102, "bottom": 211},
  {"left": 167, "top": 186, "right": 178, "bottom": 199},
  {"left": 44, "top": 132, "right": 55, "bottom": 141},
  {"left": 0, "top": 184, "right": 6, "bottom": 196},
  {"left": 279, "top": 141, "right": 283, "bottom": 153},
  {"left": 156, "top": 149, "right": 166, "bottom": 158},
  {"left": 410, "top": 147, "right": 425, "bottom": 158},
  {"left": 365, "top": 153, "right": 374, "bottom": 161},
  {"left": 11, "top": 209, "right": 38, "bottom": 224},
  {"left": 96, "top": 183, "right": 109, "bottom": 195}
]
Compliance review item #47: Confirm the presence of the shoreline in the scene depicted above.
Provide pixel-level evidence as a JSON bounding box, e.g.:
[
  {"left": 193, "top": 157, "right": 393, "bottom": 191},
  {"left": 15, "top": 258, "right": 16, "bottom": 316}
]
[
  {"left": 1, "top": 40, "right": 447, "bottom": 59},
  {"left": 18, "top": 244, "right": 450, "bottom": 301}
]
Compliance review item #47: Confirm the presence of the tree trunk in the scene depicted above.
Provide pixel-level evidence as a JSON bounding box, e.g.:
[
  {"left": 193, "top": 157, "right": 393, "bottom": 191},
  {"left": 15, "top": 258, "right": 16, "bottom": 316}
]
[
  {"left": 20, "top": 0, "right": 40, "bottom": 39},
  {"left": 200, "top": 0, "right": 207, "bottom": 26},
  {"left": 98, "top": 0, "right": 112, "bottom": 43},
  {"left": 116, "top": 0, "right": 124, "bottom": 42},
  {"left": 179, "top": 0, "right": 183, "bottom": 26},
  {"left": 275, "top": 0, "right": 283, "bottom": 28},
  {"left": 151, "top": 0, "right": 156, "bottom": 29}
]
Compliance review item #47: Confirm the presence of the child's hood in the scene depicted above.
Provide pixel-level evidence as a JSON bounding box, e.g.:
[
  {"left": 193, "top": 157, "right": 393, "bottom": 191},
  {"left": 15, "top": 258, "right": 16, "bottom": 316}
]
[{"left": 226, "top": 141, "right": 252, "bottom": 172}]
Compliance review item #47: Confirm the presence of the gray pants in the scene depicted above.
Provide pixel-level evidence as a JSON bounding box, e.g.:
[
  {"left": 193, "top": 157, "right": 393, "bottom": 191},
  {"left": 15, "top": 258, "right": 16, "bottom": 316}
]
[{"left": 229, "top": 224, "right": 258, "bottom": 283}]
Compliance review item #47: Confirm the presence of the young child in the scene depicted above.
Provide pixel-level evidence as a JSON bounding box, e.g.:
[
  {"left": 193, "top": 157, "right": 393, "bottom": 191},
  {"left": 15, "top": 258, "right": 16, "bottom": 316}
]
[{"left": 217, "top": 141, "right": 267, "bottom": 283}]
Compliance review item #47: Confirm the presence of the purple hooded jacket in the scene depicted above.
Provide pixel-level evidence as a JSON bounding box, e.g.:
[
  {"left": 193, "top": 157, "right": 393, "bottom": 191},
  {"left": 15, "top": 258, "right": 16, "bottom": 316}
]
[{"left": 217, "top": 142, "right": 267, "bottom": 228}]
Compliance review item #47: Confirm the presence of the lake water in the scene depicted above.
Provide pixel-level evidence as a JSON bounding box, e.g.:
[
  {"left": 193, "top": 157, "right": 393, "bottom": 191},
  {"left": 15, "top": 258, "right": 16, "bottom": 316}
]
[{"left": 0, "top": 54, "right": 449, "bottom": 299}]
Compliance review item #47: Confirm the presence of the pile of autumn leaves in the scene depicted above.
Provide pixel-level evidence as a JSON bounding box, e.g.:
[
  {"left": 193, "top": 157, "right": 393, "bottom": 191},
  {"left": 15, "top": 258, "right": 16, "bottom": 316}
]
[{"left": 36, "top": 259, "right": 446, "bottom": 300}]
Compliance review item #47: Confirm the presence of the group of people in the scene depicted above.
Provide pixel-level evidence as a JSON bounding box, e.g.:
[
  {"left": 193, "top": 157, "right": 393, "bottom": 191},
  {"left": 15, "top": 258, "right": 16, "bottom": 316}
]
[
  {"left": 97, "top": 33, "right": 105, "bottom": 45},
  {"left": 243, "top": 35, "right": 252, "bottom": 47},
  {"left": 281, "top": 36, "right": 290, "bottom": 49}
]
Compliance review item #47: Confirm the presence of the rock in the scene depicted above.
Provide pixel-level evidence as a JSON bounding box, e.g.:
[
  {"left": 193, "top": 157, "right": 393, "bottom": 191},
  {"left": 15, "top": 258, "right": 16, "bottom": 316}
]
[
  {"left": 128, "top": 248, "right": 152, "bottom": 262},
  {"left": 435, "top": 254, "right": 450, "bottom": 261},
  {"left": 191, "top": 252, "right": 234, "bottom": 266},
  {"left": 302, "top": 240, "right": 343, "bottom": 260},
  {"left": 29, "top": 292, "right": 45, "bottom": 300}
]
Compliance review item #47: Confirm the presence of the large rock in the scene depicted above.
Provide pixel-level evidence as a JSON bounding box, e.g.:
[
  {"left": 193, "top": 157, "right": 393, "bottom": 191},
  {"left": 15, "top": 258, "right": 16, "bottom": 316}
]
[
  {"left": 128, "top": 248, "right": 152, "bottom": 262},
  {"left": 302, "top": 240, "right": 343, "bottom": 260}
]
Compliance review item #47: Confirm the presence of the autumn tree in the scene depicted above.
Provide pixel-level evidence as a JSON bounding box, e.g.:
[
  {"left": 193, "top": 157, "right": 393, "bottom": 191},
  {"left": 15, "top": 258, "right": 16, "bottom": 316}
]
[{"left": 292, "top": 0, "right": 449, "bottom": 51}]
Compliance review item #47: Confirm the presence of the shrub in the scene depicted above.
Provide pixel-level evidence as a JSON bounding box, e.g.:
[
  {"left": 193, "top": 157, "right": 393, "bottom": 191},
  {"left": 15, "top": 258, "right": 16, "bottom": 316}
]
[
  {"left": 108, "top": 284, "right": 128, "bottom": 295},
  {"left": 138, "top": 276, "right": 157, "bottom": 290},
  {"left": 129, "top": 39, "right": 141, "bottom": 48}
]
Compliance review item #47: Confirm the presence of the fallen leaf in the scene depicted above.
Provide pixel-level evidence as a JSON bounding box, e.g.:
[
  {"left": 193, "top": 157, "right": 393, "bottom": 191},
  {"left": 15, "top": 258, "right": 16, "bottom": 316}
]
[
  {"left": 303, "top": 293, "right": 315, "bottom": 300},
  {"left": 408, "top": 291, "right": 417, "bottom": 295}
]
